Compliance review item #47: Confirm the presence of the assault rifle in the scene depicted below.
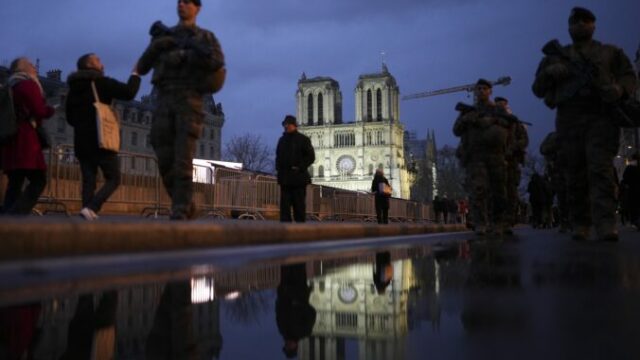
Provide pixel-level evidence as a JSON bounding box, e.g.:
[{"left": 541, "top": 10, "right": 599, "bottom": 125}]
[
  {"left": 149, "top": 21, "right": 219, "bottom": 65},
  {"left": 541, "top": 39, "right": 639, "bottom": 127},
  {"left": 455, "top": 103, "right": 533, "bottom": 126}
]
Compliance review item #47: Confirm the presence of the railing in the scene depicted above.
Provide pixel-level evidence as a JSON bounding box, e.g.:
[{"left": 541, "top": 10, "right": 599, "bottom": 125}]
[{"left": 0, "top": 144, "right": 435, "bottom": 222}]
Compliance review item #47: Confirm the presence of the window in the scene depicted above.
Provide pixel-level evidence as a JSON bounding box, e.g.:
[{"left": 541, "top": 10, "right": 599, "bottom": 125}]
[
  {"left": 199, "top": 144, "right": 205, "bottom": 158},
  {"left": 307, "top": 94, "right": 314, "bottom": 125},
  {"left": 366, "top": 89, "right": 372, "bottom": 122},
  {"left": 56, "top": 117, "right": 65, "bottom": 133},
  {"left": 210, "top": 146, "right": 215, "bottom": 158},
  {"left": 369, "top": 164, "right": 374, "bottom": 175},
  {"left": 131, "top": 132, "right": 138, "bottom": 146},
  {"left": 319, "top": 165, "right": 324, "bottom": 178},
  {"left": 376, "top": 89, "right": 382, "bottom": 121},
  {"left": 317, "top": 93, "right": 324, "bottom": 125}
]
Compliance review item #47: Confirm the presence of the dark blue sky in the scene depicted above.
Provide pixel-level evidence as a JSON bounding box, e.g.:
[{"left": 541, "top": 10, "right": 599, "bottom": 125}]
[{"left": 2, "top": 0, "right": 638, "bottom": 153}]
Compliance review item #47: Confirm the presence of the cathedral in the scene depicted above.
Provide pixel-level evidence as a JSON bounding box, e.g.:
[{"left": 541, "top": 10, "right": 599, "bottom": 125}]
[{"left": 296, "top": 64, "right": 412, "bottom": 199}]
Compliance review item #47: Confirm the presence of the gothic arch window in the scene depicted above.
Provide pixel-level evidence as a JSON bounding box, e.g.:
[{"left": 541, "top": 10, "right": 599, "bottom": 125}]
[
  {"left": 376, "top": 89, "right": 382, "bottom": 121},
  {"left": 317, "top": 93, "right": 324, "bottom": 125},
  {"left": 307, "top": 94, "right": 314, "bottom": 125},
  {"left": 369, "top": 164, "right": 374, "bottom": 175},
  {"left": 319, "top": 165, "right": 324, "bottom": 178},
  {"left": 366, "top": 89, "right": 372, "bottom": 122}
]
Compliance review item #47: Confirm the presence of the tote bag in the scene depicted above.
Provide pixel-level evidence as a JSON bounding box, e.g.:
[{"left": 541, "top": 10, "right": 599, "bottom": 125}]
[
  {"left": 92, "top": 82, "right": 120, "bottom": 152},
  {"left": 378, "top": 182, "right": 392, "bottom": 197}
]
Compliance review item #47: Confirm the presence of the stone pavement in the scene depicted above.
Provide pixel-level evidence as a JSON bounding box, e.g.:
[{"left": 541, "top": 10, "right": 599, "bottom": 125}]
[{"left": 0, "top": 216, "right": 466, "bottom": 261}]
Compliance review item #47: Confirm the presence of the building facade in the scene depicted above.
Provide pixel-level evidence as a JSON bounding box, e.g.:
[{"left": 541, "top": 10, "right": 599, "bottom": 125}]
[
  {"left": 0, "top": 66, "right": 225, "bottom": 165},
  {"left": 296, "top": 65, "right": 412, "bottom": 199}
]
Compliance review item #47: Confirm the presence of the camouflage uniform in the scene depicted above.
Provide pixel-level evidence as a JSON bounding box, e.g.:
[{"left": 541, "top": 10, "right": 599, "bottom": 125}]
[
  {"left": 138, "top": 24, "right": 225, "bottom": 219},
  {"left": 540, "top": 132, "right": 570, "bottom": 231},
  {"left": 454, "top": 103, "right": 511, "bottom": 234},
  {"left": 505, "top": 121, "right": 529, "bottom": 225},
  {"left": 533, "top": 40, "right": 636, "bottom": 239}
]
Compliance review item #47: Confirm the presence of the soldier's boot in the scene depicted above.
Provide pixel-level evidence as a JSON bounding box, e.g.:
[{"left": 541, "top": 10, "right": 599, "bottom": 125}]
[
  {"left": 571, "top": 225, "right": 591, "bottom": 242},
  {"left": 596, "top": 222, "right": 618, "bottom": 242}
]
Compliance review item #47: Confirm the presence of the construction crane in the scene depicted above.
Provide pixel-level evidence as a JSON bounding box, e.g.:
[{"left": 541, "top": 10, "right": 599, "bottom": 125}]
[{"left": 402, "top": 76, "right": 512, "bottom": 101}]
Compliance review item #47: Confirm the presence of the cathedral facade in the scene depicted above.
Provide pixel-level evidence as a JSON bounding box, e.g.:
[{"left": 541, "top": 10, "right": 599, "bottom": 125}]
[{"left": 296, "top": 65, "right": 412, "bottom": 199}]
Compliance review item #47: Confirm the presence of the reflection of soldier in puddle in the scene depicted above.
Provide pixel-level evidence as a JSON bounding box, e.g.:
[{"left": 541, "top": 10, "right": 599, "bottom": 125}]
[
  {"left": 146, "top": 282, "right": 197, "bottom": 360},
  {"left": 276, "top": 263, "right": 316, "bottom": 358},
  {"left": 373, "top": 252, "right": 393, "bottom": 294},
  {"left": 461, "top": 242, "right": 528, "bottom": 335},
  {"left": 60, "top": 291, "right": 118, "bottom": 360}
]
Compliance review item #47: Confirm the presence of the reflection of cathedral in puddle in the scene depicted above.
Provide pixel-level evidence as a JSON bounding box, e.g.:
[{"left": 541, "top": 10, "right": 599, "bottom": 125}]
[{"left": 299, "top": 258, "right": 418, "bottom": 360}]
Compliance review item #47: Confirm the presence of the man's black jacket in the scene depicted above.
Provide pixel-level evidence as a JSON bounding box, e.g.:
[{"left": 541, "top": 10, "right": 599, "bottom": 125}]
[
  {"left": 66, "top": 70, "right": 140, "bottom": 158},
  {"left": 276, "top": 130, "right": 315, "bottom": 187}
]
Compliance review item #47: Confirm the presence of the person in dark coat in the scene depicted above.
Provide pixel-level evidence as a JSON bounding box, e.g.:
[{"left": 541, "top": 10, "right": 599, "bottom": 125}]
[
  {"left": 276, "top": 263, "right": 316, "bottom": 358},
  {"left": 66, "top": 53, "right": 140, "bottom": 220},
  {"left": 621, "top": 154, "right": 640, "bottom": 230},
  {"left": 1, "top": 57, "right": 55, "bottom": 215},
  {"left": 371, "top": 168, "right": 391, "bottom": 224},
  {"left": 373, "top": 252, "right": 393, "bottom": 294},
  {"left": 276, "top": 115, "right": 315, "bottom": 222}
]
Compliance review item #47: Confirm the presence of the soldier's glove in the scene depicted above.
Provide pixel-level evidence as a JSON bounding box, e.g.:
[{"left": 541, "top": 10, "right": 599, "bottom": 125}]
[
  {"left": 600, "top": 84, "right": 623, "bottom": 104},
  {"left": 543, "top": 63, "right": 570, "bottom": 80}
]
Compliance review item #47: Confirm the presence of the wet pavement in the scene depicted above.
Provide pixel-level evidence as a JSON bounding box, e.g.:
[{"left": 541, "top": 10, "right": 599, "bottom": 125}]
[{"left": 1, "top": 226, "right": 640, "bottom": 359}]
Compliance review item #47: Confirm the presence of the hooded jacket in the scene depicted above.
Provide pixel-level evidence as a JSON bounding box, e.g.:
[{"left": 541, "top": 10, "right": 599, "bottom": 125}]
[{"left": 65, "top": 70, "right": 140, "bottom": 158}]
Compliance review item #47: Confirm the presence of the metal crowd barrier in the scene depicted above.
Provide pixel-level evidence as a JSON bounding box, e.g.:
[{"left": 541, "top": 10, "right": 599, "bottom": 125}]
[{"left": 23, "top": 144, "right": 435, "bottom": 222}]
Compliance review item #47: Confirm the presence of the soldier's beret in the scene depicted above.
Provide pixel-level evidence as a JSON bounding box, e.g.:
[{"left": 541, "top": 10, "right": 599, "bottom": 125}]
[
  {"left": 475, "top": 79, "right": 492, "bottom": 88},
  {"left": 569, "top": 7, "right": 596, "bottom": 23},
  {"left": 282, "top": 115, "right": 297, "bottom": 126},
  {"left": 494, "top": 96, "right": 508, "bottom": 103}
]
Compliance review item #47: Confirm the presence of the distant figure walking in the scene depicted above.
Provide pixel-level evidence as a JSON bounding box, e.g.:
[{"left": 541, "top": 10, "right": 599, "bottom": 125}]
[
  {"left": 1, "top": 57, "right": 55, "bottom": 215},
  {"left": 66, "top": 53, "right": 140, "bottom": 220},
  {"left": 371, "top": 168, "right": 391, "bottom": 224}
]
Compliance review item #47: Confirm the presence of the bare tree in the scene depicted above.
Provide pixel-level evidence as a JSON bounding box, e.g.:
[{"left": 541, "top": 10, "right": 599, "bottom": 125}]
[
  {"left": 436, "top": 145, "right": 466, "bottom": 200},
  {"left": 224, "top": 133, "right": 274, "bottom": 173}
]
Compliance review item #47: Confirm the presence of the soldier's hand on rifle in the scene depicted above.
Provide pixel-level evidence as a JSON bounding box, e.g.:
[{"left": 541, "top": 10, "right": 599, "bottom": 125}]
[
  {"left": 543, "top": 63, "right": 570, "bottom": 80},
  {"left": 151, "top": 36, "right": 177, "bottom": 52},
  {"left": 600, "top": 84, "right": 623, "bottom": 104}
]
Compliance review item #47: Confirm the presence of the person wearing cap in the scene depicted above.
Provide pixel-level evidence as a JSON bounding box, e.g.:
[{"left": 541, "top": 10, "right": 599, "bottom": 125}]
[
  {"left": 453, "top": 79, "right": 512, "bottom": 236},
  {"left": 136, "top": 0, "right": 226, "bottom": 220},
  {"left": 276, "top": 115, "right": 315, "bottom": 222},
  {"left": 495, "top": 96, "right": 529, "bottom": 227},
  {"left": 532, "top": 7, "right": 637, "bottom": 242}
]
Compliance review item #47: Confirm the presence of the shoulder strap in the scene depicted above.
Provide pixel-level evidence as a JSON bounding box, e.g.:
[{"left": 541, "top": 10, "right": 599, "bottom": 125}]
[{"left": 91, "top": 81, "right": 101, "bottom": 103}]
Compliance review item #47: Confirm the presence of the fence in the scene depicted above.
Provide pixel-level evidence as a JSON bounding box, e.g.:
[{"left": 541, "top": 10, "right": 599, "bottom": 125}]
[{"left": 1, "top": 144, "right": 434, "bottom": 222}]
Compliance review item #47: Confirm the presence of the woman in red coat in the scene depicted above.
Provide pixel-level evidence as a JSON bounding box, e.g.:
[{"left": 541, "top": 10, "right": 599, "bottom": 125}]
[{"left": 1, "top": 57, "right": 54, "bottom": 215}]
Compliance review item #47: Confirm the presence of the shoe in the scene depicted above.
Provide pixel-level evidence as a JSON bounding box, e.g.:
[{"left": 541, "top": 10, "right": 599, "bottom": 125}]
[
  {"left": 598, "top": 232, "right": 619, "bottom": 242},
  {"left": 80, "top": 207, "right": 98, "bottom": 221},
  {"left": 571, "top": 226, "right": 590, "bottom": 242}
]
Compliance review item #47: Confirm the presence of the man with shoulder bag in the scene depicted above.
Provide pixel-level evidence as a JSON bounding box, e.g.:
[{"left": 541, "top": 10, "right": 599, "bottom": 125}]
[{"left": 66, "top": 53, "right": 140, "bottom": 220}]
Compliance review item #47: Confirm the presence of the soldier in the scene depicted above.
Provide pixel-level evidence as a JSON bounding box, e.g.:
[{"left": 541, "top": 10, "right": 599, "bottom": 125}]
[
  {"left": 540, "top": 131, "right": 570, "bottom": 232},
  {"left": 495, "top": 96, "right": 529, "bottom": 226},
  {"left": 136, "top": 0, "right": 226, "bottom": 220},
  {"left": 532, "top": 7, "right": 637, "bottom": 241},
  {"left": 453, "top": 79, "right": 512, "bottom": 235}
]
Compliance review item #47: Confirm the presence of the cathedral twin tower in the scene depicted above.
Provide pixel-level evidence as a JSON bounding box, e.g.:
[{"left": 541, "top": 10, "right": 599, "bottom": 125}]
[{"left": 296, "top": 64, "right": 412, "bottom": 199}]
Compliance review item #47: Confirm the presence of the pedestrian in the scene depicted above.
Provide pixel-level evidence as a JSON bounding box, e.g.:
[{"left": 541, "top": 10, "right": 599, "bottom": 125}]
[
  {"left": 495, "top": 96, "right": 529, "bottom": 227},
  {"left": 0, "top": 57, "right": 55, "bottom": 215},
  {"left": 276, "top": 115, "right": 315, "bottom": 222},
  {"left": 453, "top": 79, "right": 511, "bottom": 235},
  {"left": 66, "top": 53, "right": 141, "bottom": 220},
  {"left": 136, "top": 0, "right": 226, "bottom": 220},
  {"left": 371, "top": 168, "right": 391, "bottom": 224},
  {"left": 532, "top": 7, "right": 637, "bottom": 241},
  {"left": 621, "top": 154, "right": 640, "bottom": 230}
]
